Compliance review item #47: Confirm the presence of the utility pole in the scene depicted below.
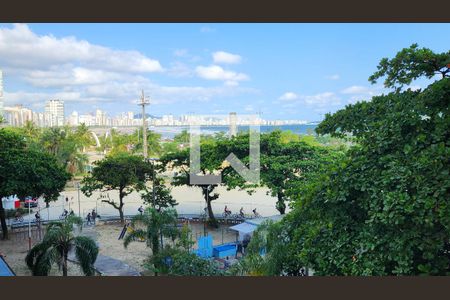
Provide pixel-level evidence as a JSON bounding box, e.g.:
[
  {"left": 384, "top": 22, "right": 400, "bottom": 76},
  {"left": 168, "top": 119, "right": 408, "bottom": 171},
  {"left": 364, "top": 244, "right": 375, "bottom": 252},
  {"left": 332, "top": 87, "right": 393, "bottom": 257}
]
[
  {"left": 77, "top": 183, "right": 81, "bottom": 218},
  {"left": 138, "top": 90, "right": 150, "bottom": 159}
]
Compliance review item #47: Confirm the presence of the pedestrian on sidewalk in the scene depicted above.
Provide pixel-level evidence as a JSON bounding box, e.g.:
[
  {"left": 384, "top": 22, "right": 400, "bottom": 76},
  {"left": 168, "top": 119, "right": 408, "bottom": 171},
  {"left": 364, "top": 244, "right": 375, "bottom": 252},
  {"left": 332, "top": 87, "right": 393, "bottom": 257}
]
[
  {"left": 87, "top": 212, "right": 92, "bottom": 226},
  {"left": 92, "top": 209, "right": 97, "bottom": 225}
]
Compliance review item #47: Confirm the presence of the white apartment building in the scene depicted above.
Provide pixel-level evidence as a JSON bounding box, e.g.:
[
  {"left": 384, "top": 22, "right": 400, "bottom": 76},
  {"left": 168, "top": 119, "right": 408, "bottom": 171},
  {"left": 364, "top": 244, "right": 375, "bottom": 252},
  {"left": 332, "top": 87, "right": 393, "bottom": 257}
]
[
  {"left": 67, "top": 111, "right": 79, "bottom": 126},
  {"left": 44, "top": 100, "right": 65, "bottom": 127}
]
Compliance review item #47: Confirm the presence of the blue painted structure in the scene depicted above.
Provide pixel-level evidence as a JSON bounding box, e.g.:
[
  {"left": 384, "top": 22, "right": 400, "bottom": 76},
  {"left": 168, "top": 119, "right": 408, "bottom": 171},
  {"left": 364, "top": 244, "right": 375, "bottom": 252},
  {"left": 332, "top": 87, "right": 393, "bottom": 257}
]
[
  {"left": 213, "top": 243, "right": 237, "bottom": 258},
  {"left": 0, "top": 256, "right": 15, "bottom": 276},
  {"left": 194, "top": 235, "right": 213, "bottom": 258}
]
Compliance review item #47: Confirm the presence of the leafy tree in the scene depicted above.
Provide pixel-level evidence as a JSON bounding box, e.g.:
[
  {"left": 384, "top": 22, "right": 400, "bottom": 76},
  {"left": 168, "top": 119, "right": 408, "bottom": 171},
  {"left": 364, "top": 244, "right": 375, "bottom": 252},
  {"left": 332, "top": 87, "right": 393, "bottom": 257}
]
[
  {"left": 40, "top": 127, "right": 67, "bottom": 156},
  {"left": 141, "top": 177, "right": 178, "bottom": 211},
  {"left": 81, "top": 153, "right": 152, "bottom": 223},
  {"left": 0, "top": 129, "right": 70, "bottom": 239},
  {"left": 158, "top": 248, "right": 224, "bottom": 276},
  {"left": 176, "top": 223, "right": 195, "bottom": 251},
  {"left": 286, "top": 46, "right": 450, "bottom": 275},
  {"left": 218, "top": 131, "right": 344, "bottom": 214},
  {"left": 173, "top": 129, "right": 189, "bottom": 144},
  {"left": 161, "top": 141, "right": 226, "bottom": 227},
  {"left": 123, "top": 207, "right": 179, "bottom": 275},
  {"left": 58, "top": 138, "right": 89, "bottom": 175},
  {"left": 161, "top": 141, "right": 179, "bottom": 155},
  {"left": 369, "top": 43, "right": 450, "bottom": 90},
  {"left": 73, "top": 123, "right": 94, "bottom": 152},
  {"left": 25, "top": 215, "right": 98, "bottom": 276},
  {"left": 229, "top": 219, "right": 305, "bottom": 276}
]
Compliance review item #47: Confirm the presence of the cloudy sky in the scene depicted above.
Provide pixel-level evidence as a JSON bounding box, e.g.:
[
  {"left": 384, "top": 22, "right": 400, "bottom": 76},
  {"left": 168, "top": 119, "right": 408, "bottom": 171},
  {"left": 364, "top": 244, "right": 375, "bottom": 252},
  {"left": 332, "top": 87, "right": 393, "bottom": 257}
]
[{"left": 0, "top": 23, "right": 448, "bottom": 121}]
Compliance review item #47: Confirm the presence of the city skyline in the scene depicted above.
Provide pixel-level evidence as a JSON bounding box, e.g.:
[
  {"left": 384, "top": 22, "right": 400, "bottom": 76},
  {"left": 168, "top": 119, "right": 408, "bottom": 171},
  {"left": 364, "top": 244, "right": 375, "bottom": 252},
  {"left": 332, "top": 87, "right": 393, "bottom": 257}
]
[{"left": 0, "top": 23, "right": 448, "bottom": 121}]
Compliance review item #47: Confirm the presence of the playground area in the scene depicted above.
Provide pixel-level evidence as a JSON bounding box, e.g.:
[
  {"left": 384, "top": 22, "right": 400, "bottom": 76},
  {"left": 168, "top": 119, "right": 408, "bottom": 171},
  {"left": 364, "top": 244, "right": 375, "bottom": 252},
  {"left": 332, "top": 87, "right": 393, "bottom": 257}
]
[
  {"left": 0, "top": 230, "right": 87, "bottom": 276},
  {"left": 94, "top": 221, "right": 238, "bottom": 273}
]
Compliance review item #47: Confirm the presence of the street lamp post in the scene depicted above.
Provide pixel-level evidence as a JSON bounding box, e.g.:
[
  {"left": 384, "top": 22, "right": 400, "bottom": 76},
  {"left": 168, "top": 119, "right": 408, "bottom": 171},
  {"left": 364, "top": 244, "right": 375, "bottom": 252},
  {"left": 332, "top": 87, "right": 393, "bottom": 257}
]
[
  {"left": 145, "top": 157, "right": 158, "bottom": 208},
  {"left": 204, "top": 186, "right": 208, "bottom": 236},
  {"left": 77, "top": 183, "right": 81, "bottom": 218},
  {"left": 28, "top": 200, "right": 31, "bottom": 250}
]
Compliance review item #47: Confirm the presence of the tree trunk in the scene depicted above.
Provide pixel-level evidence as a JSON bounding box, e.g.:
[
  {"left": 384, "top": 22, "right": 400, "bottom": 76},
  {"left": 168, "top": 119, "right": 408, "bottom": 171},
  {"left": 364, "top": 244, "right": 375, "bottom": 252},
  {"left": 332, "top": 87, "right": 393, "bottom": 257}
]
[
  {"left": 0, "top": 199, "right": 8, "bottom": 240},
  {"left": 119, "top": 190, "right": 125, "bottom": 224},
  {"left": 205, "top": 195, "right": 218, "bottom": 228},
  {"left": 276, "top": 192, "right": 286, "bottom": 215},
  {"left": 118, "top": 206, "right": 124, "bottom": 224},
  {"left": 152, "top": 236, "right": 160, "bottom": 276},
  {"left": 63, "top": 252, "right": 68, "bottom": 276}
]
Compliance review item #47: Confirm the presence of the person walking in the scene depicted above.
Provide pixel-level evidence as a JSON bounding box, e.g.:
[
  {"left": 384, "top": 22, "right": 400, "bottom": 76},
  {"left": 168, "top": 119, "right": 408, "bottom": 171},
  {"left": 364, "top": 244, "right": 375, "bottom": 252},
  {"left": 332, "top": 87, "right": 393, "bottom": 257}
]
[
  {"left": 242, "top": 234, "right": 251, "bottom": 255},
  {"left": 86, "top": 212, "right": 92, "bottom": 226},
  {"left": 91, "top": 209, "right": 97, "bottom": 225}
]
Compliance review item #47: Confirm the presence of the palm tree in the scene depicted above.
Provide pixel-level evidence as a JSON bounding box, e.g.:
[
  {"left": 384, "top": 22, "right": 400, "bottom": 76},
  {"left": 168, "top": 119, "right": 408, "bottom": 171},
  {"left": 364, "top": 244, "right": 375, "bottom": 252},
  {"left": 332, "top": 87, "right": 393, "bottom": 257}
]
[
  {"left": 123, "top": 207, "right": 179, "bottom": 275},
  {"left": 74, "top": 123, "right": 93, "bottom": 152},
  {"left": 40, "top": 127, "right": 66, "bottom": 156},
  {"left": 25, "top": 216, "right": 98, "bottom": 276},
  {"left": 23, "top": 120, "right": 40, "bottom": 140}
]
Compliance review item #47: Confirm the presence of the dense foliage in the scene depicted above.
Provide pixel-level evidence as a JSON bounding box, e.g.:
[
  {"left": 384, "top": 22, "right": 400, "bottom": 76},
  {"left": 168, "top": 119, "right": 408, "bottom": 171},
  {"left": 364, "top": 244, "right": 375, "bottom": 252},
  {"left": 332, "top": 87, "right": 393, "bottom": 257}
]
[
  {"left": 0, "top": 129, "right": 70, "bottom": 239},
  {"left": 123, "top": 207, "right": 179, "bottom": 275},
  {"left": 81, "top": 152, "right": 152, "bottom": 223},
  {"left": 256, "top": 45, "right": 450, "bottom": 276},
  {"left": 25, "top": 216, "right": 98, "bottom": 276}
]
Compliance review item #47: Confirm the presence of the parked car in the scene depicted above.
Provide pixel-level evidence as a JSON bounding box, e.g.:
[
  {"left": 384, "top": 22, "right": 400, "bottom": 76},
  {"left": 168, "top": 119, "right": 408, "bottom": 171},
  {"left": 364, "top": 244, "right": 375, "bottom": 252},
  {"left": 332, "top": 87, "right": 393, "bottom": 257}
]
[{"left": 23, "top": 197, "right": 38, "bottom": 208}]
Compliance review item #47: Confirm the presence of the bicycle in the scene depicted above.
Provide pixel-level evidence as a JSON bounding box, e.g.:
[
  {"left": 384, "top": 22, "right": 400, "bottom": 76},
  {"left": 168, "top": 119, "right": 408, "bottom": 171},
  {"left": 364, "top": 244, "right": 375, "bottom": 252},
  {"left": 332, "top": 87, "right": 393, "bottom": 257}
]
[
  {"left": 232, "top": 213, "right": 244, "bottom": 220},
  {"left": 222, "top": 211, "right": 232, "bottom": 218},
  {"left": 13, "top": 216, "right": 24, "bottom": 223}
]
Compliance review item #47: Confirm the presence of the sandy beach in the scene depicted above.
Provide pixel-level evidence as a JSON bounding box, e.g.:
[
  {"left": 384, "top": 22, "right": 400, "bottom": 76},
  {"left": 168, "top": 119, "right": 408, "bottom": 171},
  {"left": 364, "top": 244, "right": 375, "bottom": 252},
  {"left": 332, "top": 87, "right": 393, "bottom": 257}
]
[
  {"left": 1, "top": 232, "right": 86, "bottom": 276},
  {"left": 93, "top": 221, "right": 238, "bottom": 273}
]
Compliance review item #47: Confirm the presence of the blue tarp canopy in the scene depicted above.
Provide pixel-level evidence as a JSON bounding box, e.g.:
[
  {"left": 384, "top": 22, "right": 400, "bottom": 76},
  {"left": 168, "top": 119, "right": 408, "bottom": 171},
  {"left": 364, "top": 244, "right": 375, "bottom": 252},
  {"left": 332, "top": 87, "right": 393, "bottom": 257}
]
[{"left": 0, "top": 256, "right": 15, "bottom": 276}]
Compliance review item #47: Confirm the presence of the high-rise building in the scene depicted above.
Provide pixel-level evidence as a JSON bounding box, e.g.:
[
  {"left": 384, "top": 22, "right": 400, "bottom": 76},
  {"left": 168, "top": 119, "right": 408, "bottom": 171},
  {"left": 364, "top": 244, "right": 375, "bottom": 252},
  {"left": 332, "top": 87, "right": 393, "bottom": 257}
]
[
  {"left": 0, "top": 70, "right": 4, "bottom": 118},
  {"left": 45, "top": 100, "right": 65, "bottom": 127},
  {"left": 229, "top": 112, "right": 237, "bottom": 137}
]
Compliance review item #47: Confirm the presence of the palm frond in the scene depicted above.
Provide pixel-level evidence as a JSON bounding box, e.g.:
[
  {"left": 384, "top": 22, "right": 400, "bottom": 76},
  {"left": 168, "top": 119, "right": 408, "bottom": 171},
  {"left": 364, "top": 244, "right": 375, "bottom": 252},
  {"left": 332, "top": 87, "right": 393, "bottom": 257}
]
[
  {"left": 130, "top": 213, "right": 149, "bottom": 227},
  {"left": 74, "top": 236, "right": 99, "bottom": 276},
  {"left": 26, "top": 244, "right": 60, "bottom": 276},
  {"left": 123, "top": 228, "right": 147, "bottom": 248}
]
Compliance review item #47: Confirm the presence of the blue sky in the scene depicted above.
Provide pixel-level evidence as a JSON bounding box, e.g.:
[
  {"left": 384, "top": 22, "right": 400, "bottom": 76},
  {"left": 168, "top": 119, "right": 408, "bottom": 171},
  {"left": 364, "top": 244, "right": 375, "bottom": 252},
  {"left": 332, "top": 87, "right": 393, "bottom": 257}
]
[{"left": 0, "top": 23, "right": 449, "bottom": 121}]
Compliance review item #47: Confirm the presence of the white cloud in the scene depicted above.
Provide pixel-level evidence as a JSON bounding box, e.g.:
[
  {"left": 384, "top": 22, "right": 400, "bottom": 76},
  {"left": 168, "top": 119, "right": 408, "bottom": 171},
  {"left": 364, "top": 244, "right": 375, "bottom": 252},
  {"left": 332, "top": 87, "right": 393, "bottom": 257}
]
[
  {"left": 200, "top": 26, "right": 216, "bottom": 33},
  {"left": 301, "top": 92, "right": 341, "bottom": 107},
  {"left": 278, "top": 92, "right": 298, "bottom": 101},
  {"left": 173, "top": 49, "right": 188, "bottom": 57},
  {"left": 212, "top": 51, "right": 242, "bottom": 64},
  {"left": 195, "top": 65, "right": 249, "bottom": 86},
  {"left": 0, "top": 24, "right": 259, "bottom": 111},
  {"left": 325, "top": 74, "right": 340, "bottom": 80},
  {"left": 341, "top": 85, "right": 371, "bottom": 94},
  {"left": 277, "top": 92, "right": 341, "bottom": 113},
  {"left": 340, "top": 85, "right": 385, "bottom": 104},
  {"left": 0, "top": 24, "right": 163, "bottom": 73},
  {"left": 167, "top": 62, "right": 193, "bottom": 78}
]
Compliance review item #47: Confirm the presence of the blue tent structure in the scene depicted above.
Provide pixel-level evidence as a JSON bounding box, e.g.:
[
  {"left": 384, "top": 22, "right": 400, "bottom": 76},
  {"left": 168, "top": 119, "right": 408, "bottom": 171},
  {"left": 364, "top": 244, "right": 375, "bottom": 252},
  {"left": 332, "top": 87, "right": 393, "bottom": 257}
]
[
  {"left": 0, "top": 255, "right": 15, "bottom": 276},
  {"left": 194, "top": 235, "right": 213, "bottom": 258}
]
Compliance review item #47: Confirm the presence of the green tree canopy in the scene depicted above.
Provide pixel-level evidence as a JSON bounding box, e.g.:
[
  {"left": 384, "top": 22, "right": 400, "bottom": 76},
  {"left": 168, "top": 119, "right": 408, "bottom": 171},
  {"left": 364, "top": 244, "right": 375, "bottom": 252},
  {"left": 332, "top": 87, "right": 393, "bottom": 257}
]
[
  {"left": 141, "top": 177, "right": 178, "bottom": 211},
  {"left": 280, "top": 47, "right": 450, "bottom": 275},
  {"left": 369, "top": 43, "right": 450, "bottom": 90},
  {"left": 123, "top": 207, "right": 179, "bottom": 275},
  {"left": 81, "top": 153, "right": 152, "bottom": 223},
  {"left": 0, "top": 129, "right": 70, "bottom": 239}
]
